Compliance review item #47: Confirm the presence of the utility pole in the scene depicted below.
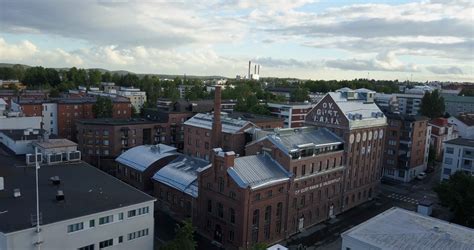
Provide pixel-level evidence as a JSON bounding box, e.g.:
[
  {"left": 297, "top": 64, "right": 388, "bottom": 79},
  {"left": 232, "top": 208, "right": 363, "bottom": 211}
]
[{"left": 34, "top": 147, "right": 42, "bottom": 250}]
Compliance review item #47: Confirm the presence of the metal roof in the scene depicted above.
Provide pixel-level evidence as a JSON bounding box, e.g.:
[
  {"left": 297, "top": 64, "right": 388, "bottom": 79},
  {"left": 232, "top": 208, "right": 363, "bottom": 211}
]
[
  {"left": 115, "top": 144, "right": 178, "bottom": 172},
  {"left": 342, "top": 207, "right": 474, "bottom": 250},
  {"left": 228, "top": 154, "right": 291, "bottom": 190},
  {"left": 152, "top": 155, "right": 210, "bottom": 198},
  {"left": 444, "top": 138, "right": 474, "bottom": 148},
  {"left": 273, "top": 127, "right": 342, "bottom": 153},
  {"left": 184, "top": 113, "right": 252, "bottom": 134}
]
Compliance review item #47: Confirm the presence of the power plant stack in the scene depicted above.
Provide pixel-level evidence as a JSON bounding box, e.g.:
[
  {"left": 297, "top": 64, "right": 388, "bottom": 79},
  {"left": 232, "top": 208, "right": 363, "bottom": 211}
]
[{"left": 247, "top": 60, "right": 260, "bottom": 81}]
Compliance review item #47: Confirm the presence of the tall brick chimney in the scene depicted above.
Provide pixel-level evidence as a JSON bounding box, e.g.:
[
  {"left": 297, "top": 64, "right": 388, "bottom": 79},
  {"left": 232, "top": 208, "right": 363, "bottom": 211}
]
[{"left": 211, "top": 85, "right": 222, "bottom": 149}]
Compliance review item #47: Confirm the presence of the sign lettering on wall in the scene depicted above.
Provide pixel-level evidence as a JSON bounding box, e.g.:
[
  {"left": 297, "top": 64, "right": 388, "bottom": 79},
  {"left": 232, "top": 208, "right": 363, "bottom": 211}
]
[
  {"left": 294, "top": 177, "right": 341, "bottom": 195},
  {"left": 312, "top": 102, "right": 340, "bottom": 125}
]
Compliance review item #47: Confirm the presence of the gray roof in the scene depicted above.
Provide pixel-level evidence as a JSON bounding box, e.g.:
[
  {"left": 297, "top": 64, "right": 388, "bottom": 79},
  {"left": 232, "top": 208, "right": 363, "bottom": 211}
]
[
  {"left": 228, "top": 154, "right": 291, "bottom": 190},
  {"left": 152, "top": 155, "right": 211, "bottom": 198},
  {"left": 116, "top": 144, "right": 178, "bottom": 172},
  {"left": 342, "top": 207, "right": 474, "bottom": 250},
  {"left": 0, "top": 156, "right": 154, "bottom": 233},
  {"left": 327, "top": 92, "right": 387, "bottom": 129},
  {"left": 184, "top": 113, "right": 253, "bottom": 134},
  {"left": 249, "top": 127, "right": 343, "bottom": 154},
  {"left": 444, "top": 138, "right": 474, "bottom": 148},
  {"left": 0, "top": 129, "right": 58, "bottom": 141}
]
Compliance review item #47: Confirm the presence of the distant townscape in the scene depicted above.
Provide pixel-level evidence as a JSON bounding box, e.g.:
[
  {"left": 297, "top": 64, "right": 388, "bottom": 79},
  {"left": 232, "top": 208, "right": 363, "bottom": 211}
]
[{"left": 1, "top": 64, "right": 473, "bottom": 250}]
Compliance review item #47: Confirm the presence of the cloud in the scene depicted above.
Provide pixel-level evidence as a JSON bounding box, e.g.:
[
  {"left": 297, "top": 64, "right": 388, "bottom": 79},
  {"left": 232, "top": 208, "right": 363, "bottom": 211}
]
[
  {"left": 426, "top": 66, "right": 464, "bottom": 75},
  {"left": 252, "top": 57, "right": 320, "bottom": 69},
  {"left": 325, "top": 51, "right": 419, "bottom": 72}
]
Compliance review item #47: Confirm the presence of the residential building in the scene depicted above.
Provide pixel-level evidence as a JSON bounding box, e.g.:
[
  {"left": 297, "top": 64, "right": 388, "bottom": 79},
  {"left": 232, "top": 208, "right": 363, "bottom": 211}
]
[
  {"left": 448, "top": 113, "right": 474, "bottom": 139},
  {"left": 305, "top": 87, "right": 387, "bottom": 211},
  {"left": 116, "top": 87, "right": 147, "bottom": 112},
  {"left": 0, "top": 89, "right": 49, "bottom": 108},
  {"left": 14, "top": 96, "right": 132, "bottom": 140},
  {"left": 266, "top": 87, "right": 293, "bottom": 100},
  {"left": 341, "top": 207, "right": 474, "bottom": 250},
  {"left": 441, "top": 138, "right": 474, "bottom": 181},
  {"left": 0, "top": 129, "right": 57, "bottom": 155},
  {"left": 404, "top": 85, "right": 434, "bottom": 95},
  {"left": 0, "top": 153, "right": 155, "bottom": 250},
  {"left": 396, "top": 93, "right": 423, "bottom": 115},
  {"left": 267, "top": 102, "right": 315, "bottom": 128},
  {"left": 443, "top": 94, "right": 474, "bottom": 116},
  {"left": 374, "top": 93, "right": 399, "bottom": 113},
  {"left": 76, "top": 115, "right": 190, "bottom": 172},
  {"left": 383, "top": 114, "right": 430, "bottom": 182},
  {"left": 227, "top": 112, "right": 284, "bottom": 129},
  {"left": 116, "top": 144, "right": 179, "bottom": 191},
  {"left": 429, "top": 118, "right": 459, "bottom": 161}
]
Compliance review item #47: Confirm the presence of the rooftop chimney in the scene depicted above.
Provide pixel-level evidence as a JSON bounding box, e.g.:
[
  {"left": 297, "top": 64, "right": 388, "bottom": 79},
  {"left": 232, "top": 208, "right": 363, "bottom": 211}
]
[
  {"left": 211, "top": 86, "right": 222, "bottom": 149},
  {"left": 13, "top": 188, "right": 21, "bottom": 198},
  {"left": 56, "top": 190, "right": 65, "bottom": 201}
]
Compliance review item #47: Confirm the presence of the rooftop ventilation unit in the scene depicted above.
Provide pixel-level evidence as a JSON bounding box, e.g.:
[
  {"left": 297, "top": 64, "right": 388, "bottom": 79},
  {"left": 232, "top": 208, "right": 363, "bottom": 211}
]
[
  {"left": 56, "top": 190, "right": 65, "bottom": 201},
  {"left": 68, "top": 151, "right": 81, "bottom": 161},
  {"left": 13, "top": 188, "right": 21, "bottom": 198},
  {"left": 50, "top": 176, "right": 61, "bottom": 186},
  {"left": 47, "top": 153, "right": 62, "bottom": 164}
]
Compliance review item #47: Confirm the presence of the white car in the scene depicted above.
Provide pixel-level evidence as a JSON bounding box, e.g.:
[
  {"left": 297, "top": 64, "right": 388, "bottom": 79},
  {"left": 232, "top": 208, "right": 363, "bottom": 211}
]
[{"left": 416, "top": 172, "right": 427, "bottom": 180}]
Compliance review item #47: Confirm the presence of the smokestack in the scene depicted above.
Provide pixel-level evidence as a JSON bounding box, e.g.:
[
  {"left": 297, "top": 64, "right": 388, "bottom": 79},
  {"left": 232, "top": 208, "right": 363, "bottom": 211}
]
[
  {"left": 258, "top": 65, "right": 260, "bottom": 75},
  {"left": 248, "top": 61, "right": 251, "bottom": 78},
  {"left": 211, "top": 86, "right": 222, "bottom": 149},
  {"left": 254, "top": 65, "right": 257, "bottom": 74}
]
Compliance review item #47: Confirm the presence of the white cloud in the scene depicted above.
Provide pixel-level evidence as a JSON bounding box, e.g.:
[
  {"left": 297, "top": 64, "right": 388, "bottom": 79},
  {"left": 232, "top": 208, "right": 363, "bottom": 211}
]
[{"left": 426, "top": 66, "right": 464, "bottom": 75}]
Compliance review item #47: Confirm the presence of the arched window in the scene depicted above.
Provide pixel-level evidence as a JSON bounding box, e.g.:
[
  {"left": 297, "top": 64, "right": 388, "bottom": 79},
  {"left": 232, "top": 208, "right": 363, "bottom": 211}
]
[
  {"left": 218, "top": 177, "right": 224, "bottom": 192},
  {"left": 252, "top": 209, "right": 260, "bottom": 242},
  {"left": 229, "top": 208, "right": 235, "bottom": 224}
]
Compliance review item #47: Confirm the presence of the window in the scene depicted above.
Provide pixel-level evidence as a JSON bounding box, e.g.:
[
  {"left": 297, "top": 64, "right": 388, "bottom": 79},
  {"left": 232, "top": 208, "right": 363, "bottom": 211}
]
[
  {"left": 89, "top": 219, "right": 95, "bottom": 228},
  {"left": 218, "top": 177, "right": 224, "bottom": 192},
  {"left": 445, "top": 147, "right": 454, "bottom": 154},
  {"left": 264, "top": 206, "right": 272, "bottom": 223},
  {"left": 128, "top": 210, "right": 136, "bottom": 217},
  {"left": 78, "top": 244, "right": 95, "bottom": 250},
  {"left": 217, "top": 203, "right": 224, "bottom": 218},
  {"left": 99, "top": 239, "right": 113, "bottom": 249},
  {"left": 128, "top": 228, "right": 149, "bottom": 240},
  {"left": 230, "top": 208, "right": 235, "bottom": 224},
  {"left": 99, "top": 215, "right": 113, "bottom": 225},
  {"left": 255, "top": 193, "right": 261, "bottom": 201},
  {"left": 229, "top": 230, "right": 235, "bottom": 241},
  {"left": 207, "top": 200, "right": 212, "bottom": 213},
  {"left": 67, "top": 222, "right": 84, "bottom": 233},
  {"left": 442, "top": 167, "right": 453, "bottom": 176},
  {"left": 398, "top": 170, "right": 405, "bottom": 178},
  {"left": 118, "top": 236, "right": 123, "bottom": 243},
  {"left": 229, "top": 191, "right": 236, "bottom": 199},
  {"left": 444, "top": 157, "right": 453, "bottom": 165},
  {"left": 301, "top": 165, "right": 306, "bottom": 176},
  {"left": 119, "top": 213, "right": 124, "bottom": 220}
]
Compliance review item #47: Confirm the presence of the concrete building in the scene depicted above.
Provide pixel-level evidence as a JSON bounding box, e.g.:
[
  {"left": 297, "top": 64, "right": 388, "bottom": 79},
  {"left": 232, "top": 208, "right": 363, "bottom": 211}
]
[
  {"left": 374, "top": 93, "right": 398, "bottom": 113},
  {"left": 383, "top": 114, "right": 430, "bottom": 182},
  {"left": 448, "top": 113, "right": 474, "bottom": 139},
  {"left": 226, "top": 112, "right": 284, "bottom": 130},
  {"left": 404, "top": 85, "right": 434, "bottom": 95},
  {"left": 0, "top": 129, "right": 55, "bottom": 155},
  {"left": 396, "top": 93, "right": 423, "bottom": 115},
  {"left": 116, "top": 144, "right": 179, "bottom": 191},
  {"left": 429, "top": 118, "right": 459, "bottom": 161},
  {"left": 341, "top": 207, "right": 474, "bottom": 250},
  {"left": 116, "top": 87, "right": 147, "bottom": 112},
  {"left": 0, "top": 154, "right": 155, "bottom": 250},
  {"left": 305, "top": 87, "right": 387, "bottom": 212},
  {"left": 267, "top": 102, "right": 315, "bottom": 128},
  {"left": 441, "top": 138, "right": 474, "bottom": 181},
  {"left": 443, "top": 94, "right": 474, "bottom": 116}
]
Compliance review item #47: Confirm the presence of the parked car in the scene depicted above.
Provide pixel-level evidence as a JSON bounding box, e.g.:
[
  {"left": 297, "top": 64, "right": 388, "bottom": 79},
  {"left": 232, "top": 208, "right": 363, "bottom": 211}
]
[{"left": 416, "top": 172, "right": 427, "bottom": 180}]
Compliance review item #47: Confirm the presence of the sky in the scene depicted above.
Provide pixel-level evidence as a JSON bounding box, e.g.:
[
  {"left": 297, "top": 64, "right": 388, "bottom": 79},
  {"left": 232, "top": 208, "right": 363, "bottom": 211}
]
[{"left": 0, "top": 0, "right": 473, "bottom": 82}]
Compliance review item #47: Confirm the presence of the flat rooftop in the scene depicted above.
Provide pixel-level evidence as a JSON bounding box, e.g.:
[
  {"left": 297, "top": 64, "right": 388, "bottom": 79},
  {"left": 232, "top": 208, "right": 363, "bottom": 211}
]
[
  {"left": 342, "top": 207, "right": 474, "bottom": 249},
  {"left": 445, "top": 137, "right": 474, "bottom": 148},
  {"left": 0, "top": 129, "right": 58, "bottom": 141},
  {"left": 33, "top": 138, "right": 77, "bottom": 149},
  {"left": 77, "top": 118, "right": 161, "bottom": 126},
  {"left": 0, "top": 155, "right": 155, "bottom": 233},
  {"left": 227, "top": 112, "right": 284, "bottom": 124}
]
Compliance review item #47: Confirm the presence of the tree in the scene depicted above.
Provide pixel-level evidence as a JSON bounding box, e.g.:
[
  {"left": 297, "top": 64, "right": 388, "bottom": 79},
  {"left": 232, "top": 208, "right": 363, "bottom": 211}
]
[
  {"left": 420, "top": 89, "right": 445, "bottom": 118},
  {"left": 160, "top": 220, "right": 196, "bottom": 250},
  {"left": 88, "top": 69, "right": 102, "bottom": 86},
  {"left": 290, "top": 87, "right": 310, "bottom": 102},
  {"left": 434, "top": 172, "right": 474, "bottom": 228},
  {"left": 428, "top": 145, "right": 436, "bottom": 165},
  {"left": 251, "top": 243, "right": 267, "bottom": 250},
  {"left": 92, "top": 96, "right": 113, "bottom": 118}
]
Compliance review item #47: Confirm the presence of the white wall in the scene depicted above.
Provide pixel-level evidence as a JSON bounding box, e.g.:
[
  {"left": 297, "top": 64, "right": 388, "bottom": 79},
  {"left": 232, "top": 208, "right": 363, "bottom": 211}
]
[
  {"left": 2, "top": 201, "right": 155, "bottom": 250},
  {"left": 448, "top": 117, "right": 474, "bottom": 139},
  {"left": 0, "top": 132, "right": 35, "bottom": 155},
  {"left": 0, "top": 117, "right": 42, "bottom": 130},
  {"left": 42, "top": 103, "right": 58, "bottom": 135}
]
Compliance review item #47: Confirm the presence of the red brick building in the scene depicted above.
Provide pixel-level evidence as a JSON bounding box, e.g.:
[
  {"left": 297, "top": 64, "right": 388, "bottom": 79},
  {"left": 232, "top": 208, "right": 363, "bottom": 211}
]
[
  {"left": 383, "top": 114, "right": 430, "bottom": 182},
  {"left": 429, "top": 117, "right": 459, "bottom": 161},
  {"left": 305, "top": 88, "right": 387, "bottom": 211}
]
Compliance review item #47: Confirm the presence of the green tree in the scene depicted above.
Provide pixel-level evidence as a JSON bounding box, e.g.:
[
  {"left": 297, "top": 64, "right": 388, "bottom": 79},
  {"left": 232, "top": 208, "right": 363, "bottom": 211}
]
[
  {"left": 88, "top": 69, "right": 102, "bottom": 86},
  {"left": 434, "top": 172, "right": 474, "bottom": 228},
  {"left": 92, "top": 96, "right": 113, "bottom": 118},
  {"left": 101, "top": 71, "right": 112, "bottom": 82},
  {"left": 290, "top": 87, "right": 310, "bottom": 102},
  {"left": 251, "top": 243, "right": 267, "bottom": 250},
  {"left": 161, "top": 220, "right": 196, "bottom": 250},
  {"left": 420, "top": 89, "right": 445, "bottom": 118}
]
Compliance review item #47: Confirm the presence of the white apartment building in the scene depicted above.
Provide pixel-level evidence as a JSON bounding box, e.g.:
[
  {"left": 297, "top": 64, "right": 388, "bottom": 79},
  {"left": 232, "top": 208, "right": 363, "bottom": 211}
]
[
  {"left": 267, "top": 101, "right": 315, "bottom": 128},
  {"left": 0, "top": 157, "right": 155, "bottom": 250},
  {"left": 441, "top": 138, "right": 474, "bottom": 181},
  {"left": 448, "top": 114, "right": 474, "bottom": 139},
  {"left": 396, "top": 93, "right": 423, "bottom": 115},
  {"left": 116, "top": 87, "right": 147, "bottom": 112}
]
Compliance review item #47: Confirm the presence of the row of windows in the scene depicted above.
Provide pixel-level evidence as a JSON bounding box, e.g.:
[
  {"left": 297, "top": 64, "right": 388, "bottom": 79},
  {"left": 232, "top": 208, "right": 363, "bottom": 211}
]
[
  {"left": 292, "top": 157, "right": 342, "bottom": 178},
  {"left": 67, "top": 207, "right": 149, "bottom": 233},
  {"left": 207, "top": 200, "right": 236, "bottom": 223},
  {"left": 77, "top": 228, "right": 149, "bottom": 250}
]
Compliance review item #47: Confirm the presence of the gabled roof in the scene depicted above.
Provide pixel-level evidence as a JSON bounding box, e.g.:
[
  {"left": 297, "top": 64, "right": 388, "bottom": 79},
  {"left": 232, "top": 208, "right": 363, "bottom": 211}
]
[
  {"left": 227, "top": 154, "right": 291, "bottom": 190},
  {"left": 152, "top": 155, "right": 210, "bottom": 198},
  {"left": 184, "top": 113, "right": 253, "bottom": 134},
  {"left": 116, "top": 144, "right": 178, "bottom": 172}
]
